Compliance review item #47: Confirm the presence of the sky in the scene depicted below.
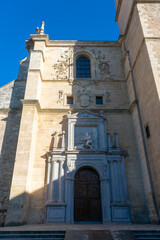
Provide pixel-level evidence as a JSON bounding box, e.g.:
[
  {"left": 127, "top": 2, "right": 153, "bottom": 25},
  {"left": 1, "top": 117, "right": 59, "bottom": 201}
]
[{"left": 0, "top": 0, "right": 119, "bottom": 87}]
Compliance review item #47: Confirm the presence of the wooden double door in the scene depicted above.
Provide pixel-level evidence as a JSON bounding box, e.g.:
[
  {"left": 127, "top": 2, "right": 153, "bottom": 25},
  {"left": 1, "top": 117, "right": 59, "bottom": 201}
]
[{"left": 74, "top": 167, "right": 102, "bottom": 222}]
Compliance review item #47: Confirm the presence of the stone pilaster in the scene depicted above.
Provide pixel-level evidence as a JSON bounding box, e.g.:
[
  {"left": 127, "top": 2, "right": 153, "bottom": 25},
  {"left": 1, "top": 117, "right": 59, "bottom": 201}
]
[
  {"left": 5, "top": 34, "right": 47, "bottom": 225},
  {"left": 5, "top": 100, "right": 39, "bottom": 225}
]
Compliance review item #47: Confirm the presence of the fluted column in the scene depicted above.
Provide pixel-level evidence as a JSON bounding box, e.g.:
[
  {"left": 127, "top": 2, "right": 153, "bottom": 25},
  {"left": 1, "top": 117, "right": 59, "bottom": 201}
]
[
  {"left": 58, "top": 160, "right": 63, "bottom": 202},
  {"left": 52, "top": 160, "right": 58, "bottom": 202},
  {"left": 61, "top": 131, "right": 65, "bottom": 150},
  {"left": 110, "top": 160, "right": 117, "bottom": 202},
  {"left": 46, "top": 156, "right": 53, "bottom": 203},
  {"left": 120, "top": 156, "right": 129, "bottom": 202},
  {"left": 107, "top": 132, "right": 112, "bottom": 151},
  {"left": 109, "top": 156, "right": 129, "bottom": 204}
]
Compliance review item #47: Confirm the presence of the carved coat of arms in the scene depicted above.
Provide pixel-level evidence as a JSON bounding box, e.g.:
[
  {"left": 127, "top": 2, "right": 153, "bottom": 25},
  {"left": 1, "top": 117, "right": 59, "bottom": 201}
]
[{"left": 77, "top": 89, "right": 92, "bottom": 107}]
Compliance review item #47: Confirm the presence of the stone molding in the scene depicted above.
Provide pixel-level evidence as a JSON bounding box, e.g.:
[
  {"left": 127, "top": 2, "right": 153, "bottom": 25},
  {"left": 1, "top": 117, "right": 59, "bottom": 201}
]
[
  {"left": 26, "top": 37, "right": 121, "bottom": 49},
  {"left": 20, "top": 99, "right": 41, "bottom": 111}
]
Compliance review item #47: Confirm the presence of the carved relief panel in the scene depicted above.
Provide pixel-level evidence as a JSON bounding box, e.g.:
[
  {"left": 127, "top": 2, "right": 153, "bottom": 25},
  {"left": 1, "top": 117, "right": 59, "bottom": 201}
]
[
  {"left": 67, "top": 111, "right": 106, "bottom": 151},
  {"left": 75, "top": 126, "right": 98, "bottom": 150}
]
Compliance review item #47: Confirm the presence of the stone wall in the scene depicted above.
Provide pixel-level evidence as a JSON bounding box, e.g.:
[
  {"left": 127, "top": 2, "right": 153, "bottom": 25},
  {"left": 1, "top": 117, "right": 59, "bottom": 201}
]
[
  {"left": 0, "top": 57, "right": 28, "bottom": 226},
  {"left": 120, "top": 1, "right": 160, "bottom": 222}
]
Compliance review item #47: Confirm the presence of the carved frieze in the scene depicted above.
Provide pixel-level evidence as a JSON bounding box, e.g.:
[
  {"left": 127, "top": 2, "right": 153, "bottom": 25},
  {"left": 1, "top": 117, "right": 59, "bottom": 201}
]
[{"left": 73, "top": 80, "right": 99, "bottom": 87}]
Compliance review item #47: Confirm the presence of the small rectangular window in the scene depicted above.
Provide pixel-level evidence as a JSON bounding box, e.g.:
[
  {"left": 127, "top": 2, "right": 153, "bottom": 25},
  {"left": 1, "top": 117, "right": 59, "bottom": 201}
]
[
  {"left": 67, "top": 96, "right": 73, "bottom": 105},
  {"left": 96, "top": 96, "right": 103, "bottom": 105},
  {"left": 145, "top": 125, "right": 150, "bottom": 139}
]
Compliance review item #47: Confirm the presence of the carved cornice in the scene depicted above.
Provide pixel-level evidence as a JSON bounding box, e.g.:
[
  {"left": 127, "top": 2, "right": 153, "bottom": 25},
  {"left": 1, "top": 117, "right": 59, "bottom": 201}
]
[
  {"left": 46, "top": 41, "right": 120, "bottom": 48},
  {"left": 26, "top": 35, "right": 121, "bottom": 48},
  {"left": 41, "top": 78, "right": 126, "bottom": 82},
  {"left": 20, "top": 99, "right": 41, "bottom": 111},
  {"left": 38, "top": 108, "right": 130, "bottom": 113},
  {"left": 30, "top": 34, "right": 49, "bottom": 45}
]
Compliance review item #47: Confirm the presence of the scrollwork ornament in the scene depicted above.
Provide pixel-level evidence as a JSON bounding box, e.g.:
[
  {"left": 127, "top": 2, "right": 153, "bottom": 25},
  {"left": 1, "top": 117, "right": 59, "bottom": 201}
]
[{"left": 99, "top": 61, "right": 110, "bottom": 75}]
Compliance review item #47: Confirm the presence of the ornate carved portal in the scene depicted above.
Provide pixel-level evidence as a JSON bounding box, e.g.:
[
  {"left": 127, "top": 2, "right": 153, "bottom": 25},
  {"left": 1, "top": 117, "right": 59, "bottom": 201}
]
[
  {"left": 45, "top": 111, "right": 131, "bottom": 224},
  {"left": 74, "top": 167, "right": 102, "bottom": 222}
]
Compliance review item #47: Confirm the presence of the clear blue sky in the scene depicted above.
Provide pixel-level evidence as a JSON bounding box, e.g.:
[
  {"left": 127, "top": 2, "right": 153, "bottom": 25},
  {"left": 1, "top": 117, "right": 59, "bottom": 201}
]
[{"left": 0, "top": 0, "right": 119, "bottom": 87}]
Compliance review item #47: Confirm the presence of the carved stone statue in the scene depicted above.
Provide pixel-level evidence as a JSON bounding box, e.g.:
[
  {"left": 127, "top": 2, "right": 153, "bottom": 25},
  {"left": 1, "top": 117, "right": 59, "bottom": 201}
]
[
  {"left": 40, "top": 21, "right": 45, "bottom": 35},
  {"left": 76, "top": 130, "right": 97, "bottom": 150},
  {"left": 82, "top": 132, "right": 93, "bottom": 149}
]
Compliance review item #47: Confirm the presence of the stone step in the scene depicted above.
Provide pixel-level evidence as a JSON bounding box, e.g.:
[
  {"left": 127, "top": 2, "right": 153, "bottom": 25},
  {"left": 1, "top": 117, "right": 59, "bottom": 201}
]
[
  {"left": 0, "top": 231, "right": 65, "bottom": 234},
  {"left": 88, "top": 230, "right": 114, "bottom": 240},
  {"left": 65, "top": 230, "right": 114, "bottom": 240},
  {"left": 0, "top": 239, "right": 65, "bottom": 240},
  {"left": 134, "top": 237, "right": 160, "bottom": 240},
  {"left": 132, "top": 231, "right": 160, "bottom": 240},
  {"left": 0, "top": 231, "right": 65, "bottom": 240},
  {"left": 112, "top": 230, "right": 137, "bottom": 240}
]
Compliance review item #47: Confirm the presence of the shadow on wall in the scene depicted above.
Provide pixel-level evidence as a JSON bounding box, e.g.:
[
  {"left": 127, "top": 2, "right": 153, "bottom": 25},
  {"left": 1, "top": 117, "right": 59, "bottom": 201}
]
[
  {"left": 0, "top": 58, "right": 28, "bottom": 226},
  {"left": 4, "top": 166, "right": 102, "bottom": 226},
  {"left": 4, "top": 160, "right": 149, "bottom": 226}
]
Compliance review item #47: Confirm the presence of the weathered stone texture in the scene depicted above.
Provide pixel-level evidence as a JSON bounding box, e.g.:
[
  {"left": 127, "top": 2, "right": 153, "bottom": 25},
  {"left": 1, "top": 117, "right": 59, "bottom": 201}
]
[
  {"left": 121, "top": 1, "right": 160, "bottom": 222},
  {"left": 138, "top": 3, "right": 160, "bottom": 38},
  {"left": 0, "top": 80, "right": 26, "bottom": 109},
  {"left": 0, "top": 111, "right": 22, "bottom": 226}
]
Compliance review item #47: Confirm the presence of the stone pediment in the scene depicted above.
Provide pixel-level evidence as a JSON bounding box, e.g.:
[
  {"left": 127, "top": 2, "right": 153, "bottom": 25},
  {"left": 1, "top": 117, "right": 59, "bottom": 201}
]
[{"left": 68, "top": 111, "right": 104, "bottom": 119}]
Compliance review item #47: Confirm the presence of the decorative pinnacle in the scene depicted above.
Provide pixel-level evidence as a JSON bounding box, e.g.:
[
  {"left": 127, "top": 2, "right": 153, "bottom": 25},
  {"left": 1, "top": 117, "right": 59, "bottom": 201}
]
[
  {"left": 35, "top": 27, "right": 40, "bottom": 34},
  {"left": 40, "top": 21, "right": 45, "bottom": 35}
]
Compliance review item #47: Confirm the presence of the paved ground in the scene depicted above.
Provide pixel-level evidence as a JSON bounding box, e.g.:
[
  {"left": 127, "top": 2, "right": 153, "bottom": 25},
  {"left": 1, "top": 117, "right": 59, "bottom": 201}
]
[{"left": 1, "top": 224, "right": 160, "bottom": 231}]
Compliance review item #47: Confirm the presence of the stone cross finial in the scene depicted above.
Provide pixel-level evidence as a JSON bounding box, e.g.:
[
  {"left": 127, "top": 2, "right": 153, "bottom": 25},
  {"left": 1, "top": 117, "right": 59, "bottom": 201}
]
[{"left": 40, "top": 21, "right": 45, "bottom": 35}]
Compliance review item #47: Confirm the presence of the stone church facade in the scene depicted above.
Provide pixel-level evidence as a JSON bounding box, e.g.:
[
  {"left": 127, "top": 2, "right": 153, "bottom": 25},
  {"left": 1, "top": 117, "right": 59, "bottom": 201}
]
[{"left": 0, "top": 0, "right": 160, "bottom": 226}]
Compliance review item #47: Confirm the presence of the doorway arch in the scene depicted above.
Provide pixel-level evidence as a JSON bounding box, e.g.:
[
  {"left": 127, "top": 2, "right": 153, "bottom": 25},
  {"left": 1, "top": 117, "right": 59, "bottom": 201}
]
[{"left": 74, "top": 167, "right": 102, "bottom": 222}]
